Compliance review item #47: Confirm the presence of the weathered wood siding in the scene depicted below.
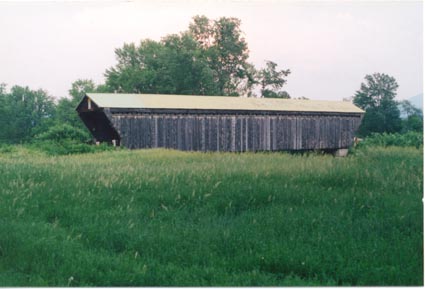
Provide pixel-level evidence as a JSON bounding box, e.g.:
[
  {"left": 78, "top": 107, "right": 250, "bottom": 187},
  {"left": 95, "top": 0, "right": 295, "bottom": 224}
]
[{"left": 108, "top": 110, "right": 362, "bottom": 151}]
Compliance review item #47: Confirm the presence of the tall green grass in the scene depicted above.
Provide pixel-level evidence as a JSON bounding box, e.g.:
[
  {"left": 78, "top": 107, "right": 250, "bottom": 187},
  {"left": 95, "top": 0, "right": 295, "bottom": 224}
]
[{"left": 0, "top": 147, "right": 422, "bottom": 286}]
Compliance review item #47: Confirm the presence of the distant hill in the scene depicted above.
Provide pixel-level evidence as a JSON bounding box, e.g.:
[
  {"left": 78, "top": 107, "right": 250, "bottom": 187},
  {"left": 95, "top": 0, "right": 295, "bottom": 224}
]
[{"left": 408, "top": 93, "right": 423, "bottom": 110}]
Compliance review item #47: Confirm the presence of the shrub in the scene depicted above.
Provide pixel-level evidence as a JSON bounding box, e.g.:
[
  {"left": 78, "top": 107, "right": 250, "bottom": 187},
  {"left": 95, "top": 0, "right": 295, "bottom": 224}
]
[
  {"left": 356, "top": 131, "right": 423, "bottom": 149},
  {"left": 35, "top": 124, "right": 91, "bottom": 143},
  {"left": 32, "top": 124, "right": 116, "bottom": 156},
  {"left": 0, "top": 143, "right": 16, "bottom": 154},
  {"left": 30, "top": 140, "right": 114, "bottom": 156}
]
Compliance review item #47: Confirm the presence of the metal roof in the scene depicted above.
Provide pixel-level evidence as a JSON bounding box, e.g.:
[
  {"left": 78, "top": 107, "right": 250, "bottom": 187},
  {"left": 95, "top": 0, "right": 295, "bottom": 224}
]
[{"left": 85, "top": 93, "right": 364, "bottom": 113}]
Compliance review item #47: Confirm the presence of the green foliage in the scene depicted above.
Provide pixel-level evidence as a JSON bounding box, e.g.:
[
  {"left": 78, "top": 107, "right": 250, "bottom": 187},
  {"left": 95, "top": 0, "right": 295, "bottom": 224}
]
[
  {"left": 30, "top": 124, "right": 113, "bottom": 156},
  {"left": 0, "top": 80, "right": 102, "bottom": 146},
  {"left": 0, "top": 148, "right": 422, "bottom": 285},
  {"left": 259, "top": 61, "right": 291, "bottom": 98},
  {"left": 105, "top": 16, "right": 288, "bottom": 97},
  {"left": 356, "top": 131, "right": 423, "bottom": 149},
  {"left": 0, "top": 143, "right": 16, "bottom": 153},
  {"left": 105, "top": 37, "right": 218, "bottom": 95},
  {"left": 353, "top": 73, "right": 402, "bottom": 136},
  {"left": 34, "top": 124, "right": 91, "bottom": 143},
  {"left": 402, "top": 114, "right": 423, "bottom": 133},
  {"left": 353, "top": 73, "right": 398, "bottom": 109},
  {"left": 262, "top": 90, "right": 291, "bottom": 99},
  {"left": 69, "top": 79, "right": 98, "bottom": 102},
  {"left": 399, "top": 99, "right": 422, "bottom": 118},
  {"left": 51, "top": 78, "right": 107, "bottom": 141},
  {"left": 399, "top": 100, "right": 423, "bottom": 133},
  {"left": 30, "top": 140, "right": 114, "bottom": 156},
  {"left": 0, "top": 85, "right": 55, "bottom": 144},
  {"left": 198, "top": 16, "right": 250, "bottom": 95},
  {"left": 60, "top": 79, "right": 106, "bottom": 127}
]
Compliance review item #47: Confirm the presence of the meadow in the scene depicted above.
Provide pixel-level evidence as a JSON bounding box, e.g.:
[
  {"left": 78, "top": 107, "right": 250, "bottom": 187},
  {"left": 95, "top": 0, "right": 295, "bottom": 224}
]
[{"left": 0, "top": 146, "right": 422, "bottom": 286}]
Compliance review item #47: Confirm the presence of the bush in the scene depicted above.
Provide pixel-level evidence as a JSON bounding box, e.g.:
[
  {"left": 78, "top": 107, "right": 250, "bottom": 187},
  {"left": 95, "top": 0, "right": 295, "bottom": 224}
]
[
  {"left": 30, "top": 140, "right": 114, "bottom": 156},
  {"left": 35, "top": 124, "right": 91, "bottom": 143},
  {"left": 32, "top": 124, "right": 116, "bottom": 156},
  {"left": 356, "top": 131, "right": 423, "bottom": 149},
  {"left": 402, "top": 115, "right": 423, "bottom": 133},
  {"left": 0, "top": 143, "right": 16, "bottom": 154}
]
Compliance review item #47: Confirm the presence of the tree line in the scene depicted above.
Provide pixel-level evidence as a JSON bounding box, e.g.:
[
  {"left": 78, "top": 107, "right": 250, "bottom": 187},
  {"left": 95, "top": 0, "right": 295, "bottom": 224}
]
[{"left": 0, "top": 15, "right": 421, "bottom": 145}]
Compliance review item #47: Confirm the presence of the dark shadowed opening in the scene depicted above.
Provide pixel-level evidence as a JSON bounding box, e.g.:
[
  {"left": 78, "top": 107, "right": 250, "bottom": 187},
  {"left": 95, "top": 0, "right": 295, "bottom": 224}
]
[
  {"left": 79, "top": 111, "right": 120, "bottom": 146},
  {"left": 76, "top": 95, "right": 121, "bottom": 146}
]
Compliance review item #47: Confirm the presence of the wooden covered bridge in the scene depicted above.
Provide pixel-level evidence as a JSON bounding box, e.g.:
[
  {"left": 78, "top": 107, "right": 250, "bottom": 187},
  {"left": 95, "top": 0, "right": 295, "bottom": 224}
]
[{"left": 76, "top": 93, "right": 364, "bottom": 152}]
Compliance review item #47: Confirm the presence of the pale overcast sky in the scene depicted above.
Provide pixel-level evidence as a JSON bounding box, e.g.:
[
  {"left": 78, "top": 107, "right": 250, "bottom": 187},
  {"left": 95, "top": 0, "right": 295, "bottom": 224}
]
[{"left": 0, "top": 0, "right": 422, "bottom": 101}]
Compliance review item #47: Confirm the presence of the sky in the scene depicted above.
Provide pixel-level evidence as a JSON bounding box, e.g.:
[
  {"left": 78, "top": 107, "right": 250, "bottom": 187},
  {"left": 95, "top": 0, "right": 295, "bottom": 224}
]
[{"left": 0, "top": 0, "right": 422, "bottom": 102}]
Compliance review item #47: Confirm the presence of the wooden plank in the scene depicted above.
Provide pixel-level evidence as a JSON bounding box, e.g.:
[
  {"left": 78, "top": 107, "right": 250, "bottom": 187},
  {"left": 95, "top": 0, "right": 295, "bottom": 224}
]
[
  {"left": 200, "top": 116, "right": 205, "bottom": 151},
  {"left": 140, "top": 116, "right": 144, "bottom": 149},
  {"left": 210, "top": 116, "right": 218, "bottom": 151},
  {"left": 282, "top": 116, "right": 287, "bottom": 150},
  {"left": 190, "top": 116, "right": 195, "bottom": 151},
  {"left": 143, "top": 116, "right": 147, "bottom": 149},
  {"left": 266, "top": 117, "right": 271, "bottom": 151},
  {"left": 247, "top": 117, "right": 252, "bottom": 151},
  {"left": 131, "top": 116, "right": 136, "bottom": 149},
  {"left": 293, "top": 117, "right": 298, "bottom": 150},
  {"left": 205, "top": 117, "right": 210, "bottom": 151},
  {"left": 149, "top": 116, "right": 153, "bottom": 148},
  {"left": 153, "top": 116, "right": 158, "bottom": 148},
  {"left": 231, "top": 116, "right": 236, "bottom": 152},
  {"left": 235, "top": 117, "right": 241, "bottom": 151}
]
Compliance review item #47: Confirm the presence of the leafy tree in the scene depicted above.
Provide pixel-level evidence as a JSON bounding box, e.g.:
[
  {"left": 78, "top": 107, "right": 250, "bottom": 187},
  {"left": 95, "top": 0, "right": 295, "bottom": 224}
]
[
  {"left": 399, "top": 99, "right": 422, "bottom": 118},
  {"left": 106, "top": 15, "right": 265, "bottom": 97},
  {"left": 353, "top": 73, "right": 399, "bottom": 109},
  {"left": 106, "top": 41, "right": 161, "bottom": 93},
  {"left": 258, "top": 61, "right": 291, "bottom": 98},
  {"left": 105, "top": 36, "right": 218, "bottom": 95},
  {"left": 0, "top": 84, "right": 10, "bottom": 142},
  {"left": 69, "top": 79, "right": 97, "bottom": 102},
  {"left": 198, "top": 16, "right": 250, "bottom": 95},
  {"left": 161, "top": 33, "right": 219, "bottom": 95},
  {"left": 54, "top": 79, "right": 103, "bottom": 137},
  {"left": 399, "top": 100, "right": 423, "bottom": 133},
  {"left": 0, "top": 85, "right": 55, "bottom": 143},
  {"left": 403, "top": 114, "right": 423, "bottom": 133},
  {"left": 353, "top": 73, "right": 402, "bottom": 136},
  {"left": 0, "top": 80, "right": 108, "bottom": 144}
]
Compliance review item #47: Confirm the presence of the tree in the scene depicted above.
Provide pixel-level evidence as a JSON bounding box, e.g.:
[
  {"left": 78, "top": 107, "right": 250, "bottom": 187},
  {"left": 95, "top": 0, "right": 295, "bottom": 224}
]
[
  {"left": 69, "top": 79, "right": 97, "bottom": 102},
  {"left": 0, "top": 80, "right": 108, "bottom": 144},
  {"left": 399, "top": 99, "right": 422, "bottom": 118},
  {"left": 0, "top": 85, "right": 55, "bottom": 143},
  {"left": 403, "top": 114, "right": 423, "bottom": 133},
  {"left": 353, "top": 73, "right": 402, "bottom": 136},
  {"left": 54, "top": 79, "right": 103, "bottom": 137},
  {"left": 189, "top": 15, "right": 251, "bottom": 95},
  {"left": 353, "top": 73, "right": 399, "bottom": 109},
  {"left": 105, "top": 15, "right": 268, "bottom": 97},
  {"left": 161, "top": 33, "right": 219, "bottom": 95},
  {"left": 105, "top": 35, "right": 220, "bottom": 95},
  {"left": 207, "top": 17, "right": 250, "bottom": 95},
  {"left": 399, "top": 100, "right": 423, "bottom": 133},
  {"left": 258, "top": 61, "right": 291, "bottom": 98},
  {"left": 0, "top": 84, "right": 10, "bottom": 142}
]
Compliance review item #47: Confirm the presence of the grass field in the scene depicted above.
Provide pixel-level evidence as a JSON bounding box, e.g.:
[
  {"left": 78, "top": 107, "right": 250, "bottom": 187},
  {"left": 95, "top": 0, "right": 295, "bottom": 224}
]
[{"left": 0, "top": 147, "right": 422, "bottom": 286}]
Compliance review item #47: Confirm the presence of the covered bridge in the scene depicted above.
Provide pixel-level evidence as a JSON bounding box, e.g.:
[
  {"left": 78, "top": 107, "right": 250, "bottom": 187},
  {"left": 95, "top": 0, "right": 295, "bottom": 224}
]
[{"left": 76, "top": 93, "right": 364, "bottom": 152}]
